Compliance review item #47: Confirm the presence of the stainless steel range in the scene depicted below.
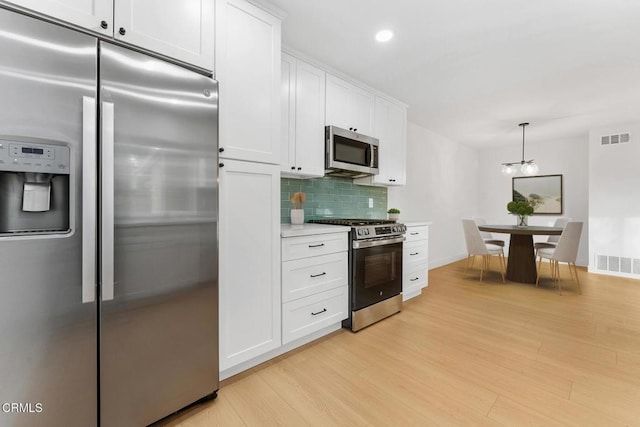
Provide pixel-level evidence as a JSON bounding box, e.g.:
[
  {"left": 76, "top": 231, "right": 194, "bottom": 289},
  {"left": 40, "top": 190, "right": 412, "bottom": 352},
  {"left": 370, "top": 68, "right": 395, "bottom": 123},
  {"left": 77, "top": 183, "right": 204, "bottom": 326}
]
[{"left": 309, "top": 218, "right": 406, "bottom": 331}]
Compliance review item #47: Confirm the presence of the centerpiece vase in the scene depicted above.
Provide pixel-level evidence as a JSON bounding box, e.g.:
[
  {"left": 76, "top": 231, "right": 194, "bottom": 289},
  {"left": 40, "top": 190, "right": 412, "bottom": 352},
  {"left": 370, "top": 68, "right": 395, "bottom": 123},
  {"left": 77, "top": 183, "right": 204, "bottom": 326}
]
[{"left": 517, "top": 215, "right": 528, "bottom": 227}]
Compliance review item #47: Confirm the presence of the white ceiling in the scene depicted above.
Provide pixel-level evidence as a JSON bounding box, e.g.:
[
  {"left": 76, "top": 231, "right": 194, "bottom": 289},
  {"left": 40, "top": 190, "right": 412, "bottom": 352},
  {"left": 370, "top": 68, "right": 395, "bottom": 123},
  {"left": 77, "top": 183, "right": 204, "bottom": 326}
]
[{"left": 268, "top": 0, "right": 640, "bottom": 149}]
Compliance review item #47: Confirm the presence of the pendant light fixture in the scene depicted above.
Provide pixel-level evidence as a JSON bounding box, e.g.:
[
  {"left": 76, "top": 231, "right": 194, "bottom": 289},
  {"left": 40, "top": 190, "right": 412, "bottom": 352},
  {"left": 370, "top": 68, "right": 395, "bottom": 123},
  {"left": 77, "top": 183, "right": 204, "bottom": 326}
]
[{"left": 501, "top": 122, "right": 539, "bottom": 176}]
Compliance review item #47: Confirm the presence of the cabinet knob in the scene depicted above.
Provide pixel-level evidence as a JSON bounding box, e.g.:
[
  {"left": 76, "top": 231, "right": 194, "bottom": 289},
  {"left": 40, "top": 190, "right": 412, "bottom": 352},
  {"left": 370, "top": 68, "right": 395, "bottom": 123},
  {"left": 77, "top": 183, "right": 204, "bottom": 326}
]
[
  {"left": 349, "top": 127, "right": 353, "bottom": 131},
  {"left": 100, "top": 20, "right": 109, "bottom": 29},
  {"left": 297, "top": 167, "right": 301, "bottom": 170},
  {"left": 219, "top": 147, "right": 224, "bottom": 153},
  {"left": 219, "top": 163, "right": 224, "bottom": 168},
  {"left": 291, "top": 166, "right": 295, "bottom": 170},
  {"left": 353, "top": 128, "right": 358, "bottom": 132},
  {"left": 119, "top": 27, "right": 126, "bottom": 36}
]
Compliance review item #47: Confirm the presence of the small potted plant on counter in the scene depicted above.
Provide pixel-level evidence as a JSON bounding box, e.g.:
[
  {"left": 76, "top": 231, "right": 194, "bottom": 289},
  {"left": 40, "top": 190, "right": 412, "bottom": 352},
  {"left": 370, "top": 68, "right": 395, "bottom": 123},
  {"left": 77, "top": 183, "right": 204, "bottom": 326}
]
[
  {"left": 387, "top": 208, "right": 400, "bottom": 221},
  {"left": 290, "top": 192, "right": 306, "bottom": 225},
  {"left": 507, "top": 201, "right": 533, "bottom": 227}
]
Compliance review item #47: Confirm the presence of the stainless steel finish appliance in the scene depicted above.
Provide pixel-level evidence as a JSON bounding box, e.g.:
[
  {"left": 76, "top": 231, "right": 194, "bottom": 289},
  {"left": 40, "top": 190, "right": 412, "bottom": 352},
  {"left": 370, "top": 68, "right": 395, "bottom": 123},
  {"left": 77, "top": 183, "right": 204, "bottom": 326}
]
[
  {"left": 325, "top": 125, "right": 379, "bottom": 177},
  {"left": 309, "top": 219, "right": 405, "bottom": 331},
  {"left": 0, "top": 8, "right": 218, "bottom": 427}
]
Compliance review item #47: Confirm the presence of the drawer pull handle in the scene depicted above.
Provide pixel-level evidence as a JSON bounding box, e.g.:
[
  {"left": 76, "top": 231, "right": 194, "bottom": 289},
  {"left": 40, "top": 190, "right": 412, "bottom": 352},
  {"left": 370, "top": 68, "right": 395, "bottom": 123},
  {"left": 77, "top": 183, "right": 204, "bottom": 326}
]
[
  {"left": 308, "top": 243, "right": 325, "bottom": 248},
  {"left": 311, "top": 308, "right": 327, "bottom": 316},
  {"left": 410, "top": 252, "right": 419, "bottom": 256},
  {"left": 310, "top": 272, "right": 327, "bottom": 278},
  {"left": 410, "top": 232, "right": 419, "bottom": 235},
  {"left": 410, "top": 277, "right": 419, "bottom": 281}
]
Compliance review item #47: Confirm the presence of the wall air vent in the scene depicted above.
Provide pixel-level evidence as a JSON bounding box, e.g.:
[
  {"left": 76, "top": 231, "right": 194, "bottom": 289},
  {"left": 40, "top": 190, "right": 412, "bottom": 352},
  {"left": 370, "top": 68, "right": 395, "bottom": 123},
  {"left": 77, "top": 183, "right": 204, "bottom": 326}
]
[
  {"left": 594, "top": 253, "right": 640, "bottom": 279},
  {"left": 601, "top": 132, "right": 630, "bottom": 145}
]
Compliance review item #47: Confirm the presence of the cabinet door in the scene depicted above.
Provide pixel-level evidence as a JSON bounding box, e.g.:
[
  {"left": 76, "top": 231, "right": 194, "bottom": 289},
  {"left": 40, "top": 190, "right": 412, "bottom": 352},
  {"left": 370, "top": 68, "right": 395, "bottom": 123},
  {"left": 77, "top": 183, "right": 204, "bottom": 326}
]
[
  {"left": 5, "top": 0, "right": 112, "bottom": 35},
  {"left": 114, "top": 0, "right": 214, "bottom": 70},
  {"left": 280, "top": 52, "right": 296, "bottom": 174},
  {"left": 294, "top": 59, "right": 325, "bottom": 177},
  {"left": 219, "top": 160, "right": 281, "bottom": 371},
  {"left": 372, "top": 97, "right": 406, "bottom": 185},
  {"left": 325, "top": 74, "right": 351, "bottom": 130},
  {"left": 349, "top": 85, "right": 374, "bottom": 135},
  {"left": 216, "top": 0, "right": 281, "bottom": 164}
]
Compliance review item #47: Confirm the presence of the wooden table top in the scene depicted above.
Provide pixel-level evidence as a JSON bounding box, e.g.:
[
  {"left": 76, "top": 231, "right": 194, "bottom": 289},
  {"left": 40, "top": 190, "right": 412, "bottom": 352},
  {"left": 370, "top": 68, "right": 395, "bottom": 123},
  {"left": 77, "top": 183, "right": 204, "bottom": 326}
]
[{"left": 478, "top": 225, "right": 563, "bottom": 235}]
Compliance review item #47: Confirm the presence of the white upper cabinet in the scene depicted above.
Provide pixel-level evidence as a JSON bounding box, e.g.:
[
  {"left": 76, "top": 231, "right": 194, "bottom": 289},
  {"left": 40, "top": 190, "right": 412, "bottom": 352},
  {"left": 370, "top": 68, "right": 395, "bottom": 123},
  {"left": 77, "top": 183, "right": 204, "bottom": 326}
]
[
  {"left": 281, "top": 52, "right": 325, "bottom": 178},
  {"left": 354, "top": 96, "right": 407, "bottom": 187},
  {"left": 3, "top": 0, "right": 214, "bottom": 69},
  {"left": 216, "top": 0, "right": 281, "bottom": 164},
  {"left": 4, "top": 0, "right": 113, "bottom": 35},
  {"left": 325, "top": 74, "right": 374, "bottom": 136},
  {"left": 114, "top": 0, "right": 214, "bottom": 70}
]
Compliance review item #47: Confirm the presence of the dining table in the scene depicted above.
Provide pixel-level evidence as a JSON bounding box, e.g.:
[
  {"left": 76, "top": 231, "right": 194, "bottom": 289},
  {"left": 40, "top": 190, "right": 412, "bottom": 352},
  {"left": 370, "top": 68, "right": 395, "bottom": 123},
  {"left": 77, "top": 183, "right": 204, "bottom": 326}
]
[{"left": 478, "top": 225, "right": 563, "bottom": 284}]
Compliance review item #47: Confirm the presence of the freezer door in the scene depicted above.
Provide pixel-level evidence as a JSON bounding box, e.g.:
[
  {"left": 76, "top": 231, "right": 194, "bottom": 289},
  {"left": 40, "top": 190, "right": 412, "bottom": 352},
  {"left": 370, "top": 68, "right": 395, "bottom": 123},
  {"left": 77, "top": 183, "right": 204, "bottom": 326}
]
[
  {"left": 0, "top": 8, "right": 98, "bottom": 427},
  {"left": 99, "top": 42, "right": 218, "bottom": 427}
]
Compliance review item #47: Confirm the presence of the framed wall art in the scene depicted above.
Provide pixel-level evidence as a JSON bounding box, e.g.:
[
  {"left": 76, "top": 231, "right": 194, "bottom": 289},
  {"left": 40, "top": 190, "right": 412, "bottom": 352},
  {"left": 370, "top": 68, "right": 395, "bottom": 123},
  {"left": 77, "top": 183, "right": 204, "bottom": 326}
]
[{"left": 512, "top": 174, "right": 563, "bottom": 215}]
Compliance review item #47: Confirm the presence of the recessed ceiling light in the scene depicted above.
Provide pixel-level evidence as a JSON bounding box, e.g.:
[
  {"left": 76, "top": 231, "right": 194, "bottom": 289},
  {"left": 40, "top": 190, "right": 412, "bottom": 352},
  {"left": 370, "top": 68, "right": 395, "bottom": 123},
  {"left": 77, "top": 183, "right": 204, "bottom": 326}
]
[{"left": 375, "top": 29, "right": 393, "bottom": 43}]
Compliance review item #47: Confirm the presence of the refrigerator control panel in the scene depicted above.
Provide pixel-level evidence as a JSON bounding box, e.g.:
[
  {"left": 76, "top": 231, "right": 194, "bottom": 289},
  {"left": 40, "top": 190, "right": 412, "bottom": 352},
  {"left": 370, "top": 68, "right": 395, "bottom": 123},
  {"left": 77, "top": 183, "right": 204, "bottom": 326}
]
[{"left": 0, "top": 140, "right": 70, "bottom": 175}]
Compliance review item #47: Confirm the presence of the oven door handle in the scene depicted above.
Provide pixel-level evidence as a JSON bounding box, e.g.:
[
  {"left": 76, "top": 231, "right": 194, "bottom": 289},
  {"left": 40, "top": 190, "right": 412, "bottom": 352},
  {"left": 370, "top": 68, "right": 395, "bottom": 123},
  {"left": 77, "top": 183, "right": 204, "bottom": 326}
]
[{"left": 352, "top": 236, "right": 405, "bottom": 249}]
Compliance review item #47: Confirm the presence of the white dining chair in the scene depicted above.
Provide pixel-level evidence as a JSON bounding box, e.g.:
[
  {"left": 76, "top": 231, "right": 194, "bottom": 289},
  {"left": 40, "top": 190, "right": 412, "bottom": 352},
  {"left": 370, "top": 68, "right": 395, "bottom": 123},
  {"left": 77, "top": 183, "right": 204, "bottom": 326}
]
[
  {"left": 535, "top": 221, "right": 583, "bottom": 295},
  {"left": 534, "top": 217, "right": 570, "bottom": 254},
  {"left": 462, "top": 219, "right": 505, "bottom": 282},
  {"left": 473, "top": 217, "right": 505, "bottom": 247}
]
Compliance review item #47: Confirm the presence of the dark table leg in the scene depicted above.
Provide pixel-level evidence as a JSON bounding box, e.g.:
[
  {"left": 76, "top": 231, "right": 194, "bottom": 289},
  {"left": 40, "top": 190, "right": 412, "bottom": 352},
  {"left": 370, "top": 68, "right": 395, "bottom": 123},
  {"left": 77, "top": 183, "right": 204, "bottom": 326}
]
[{"left": 506, "top": 234, "right": 537, "bottom": 283}]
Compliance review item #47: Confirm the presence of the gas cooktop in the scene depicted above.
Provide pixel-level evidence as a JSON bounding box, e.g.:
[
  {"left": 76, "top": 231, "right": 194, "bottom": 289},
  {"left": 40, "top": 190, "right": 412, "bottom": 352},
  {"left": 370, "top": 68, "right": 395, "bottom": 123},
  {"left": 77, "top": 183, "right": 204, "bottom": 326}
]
[
  {"left": 309, "top": 218, "right": 396, "bottom": 226},
  {"left": 309, "top": 218, "right": 406, "bottom": 239}
]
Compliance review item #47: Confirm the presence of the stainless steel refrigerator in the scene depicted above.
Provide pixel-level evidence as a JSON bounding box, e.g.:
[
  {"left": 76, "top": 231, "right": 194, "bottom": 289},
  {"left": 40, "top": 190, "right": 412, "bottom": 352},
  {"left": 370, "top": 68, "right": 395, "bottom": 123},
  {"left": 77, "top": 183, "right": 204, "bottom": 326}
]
[{"left": 0, "top": 7, "right": 219, "bottom": 426}]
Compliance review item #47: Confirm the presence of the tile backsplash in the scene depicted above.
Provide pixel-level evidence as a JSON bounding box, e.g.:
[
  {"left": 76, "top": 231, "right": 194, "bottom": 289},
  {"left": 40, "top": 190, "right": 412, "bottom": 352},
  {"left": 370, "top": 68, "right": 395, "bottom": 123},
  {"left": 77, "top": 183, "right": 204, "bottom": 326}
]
[{"left": 281, "top": 176, "right": 387, "bottom": 223}]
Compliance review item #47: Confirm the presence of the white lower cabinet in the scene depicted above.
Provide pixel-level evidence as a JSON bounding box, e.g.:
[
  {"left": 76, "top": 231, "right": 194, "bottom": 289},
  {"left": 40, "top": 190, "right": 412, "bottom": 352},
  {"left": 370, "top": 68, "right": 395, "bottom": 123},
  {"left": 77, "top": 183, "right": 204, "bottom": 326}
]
[
  {"left": 219, "top": 160, "right": 281, "bottom": 371},
  {"left": 282, "top": 286, "right": 348, "bottom": 344},
  {"left": 281, "top": 230, "right": 349, "bottom": 344},
  {"left": 403, "top": 224, "right": 429, "bottom": 301},
  {"left": 282, "top": 252, "right": 347, "bottom": 303}
]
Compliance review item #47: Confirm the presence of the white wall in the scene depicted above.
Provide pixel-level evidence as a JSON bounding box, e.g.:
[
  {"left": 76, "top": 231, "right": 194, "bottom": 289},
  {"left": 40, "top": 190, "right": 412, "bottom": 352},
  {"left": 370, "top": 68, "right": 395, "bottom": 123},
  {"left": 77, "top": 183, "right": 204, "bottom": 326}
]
[
  {"left": 589, "top": 123, "right": 640, "bottom": 277},
  {"left": 478, "top": 137, "right": 590, "bottom": 266},
  {"left": 388, "top": 122, "right": 480, "bottom": 268}
]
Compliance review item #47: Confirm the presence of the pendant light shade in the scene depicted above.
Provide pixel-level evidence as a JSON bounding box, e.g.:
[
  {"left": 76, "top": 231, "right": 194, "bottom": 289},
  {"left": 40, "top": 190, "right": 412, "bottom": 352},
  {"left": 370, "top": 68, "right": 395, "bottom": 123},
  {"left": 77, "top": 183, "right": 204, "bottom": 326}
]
[{"left": 501, "top": 122, "right": 538, "bottom": 176}]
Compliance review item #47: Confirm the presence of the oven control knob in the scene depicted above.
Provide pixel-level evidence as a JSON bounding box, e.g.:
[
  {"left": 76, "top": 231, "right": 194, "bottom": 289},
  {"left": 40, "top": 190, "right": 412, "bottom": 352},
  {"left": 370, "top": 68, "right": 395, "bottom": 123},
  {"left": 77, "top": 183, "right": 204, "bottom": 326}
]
[
  {"left": 364, "top": 229, "right": 369, "bottom": 235},
  {"left": 357, "top": 229, "right": 364, "bottom": 236}
]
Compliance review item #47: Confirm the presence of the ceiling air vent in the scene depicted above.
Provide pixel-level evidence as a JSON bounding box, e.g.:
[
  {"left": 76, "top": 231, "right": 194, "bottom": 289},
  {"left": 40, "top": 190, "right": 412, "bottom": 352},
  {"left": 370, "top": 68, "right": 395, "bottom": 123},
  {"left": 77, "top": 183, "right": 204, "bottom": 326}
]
[{"left": 601, "top": 132, "right": 630, "bottom": 145}]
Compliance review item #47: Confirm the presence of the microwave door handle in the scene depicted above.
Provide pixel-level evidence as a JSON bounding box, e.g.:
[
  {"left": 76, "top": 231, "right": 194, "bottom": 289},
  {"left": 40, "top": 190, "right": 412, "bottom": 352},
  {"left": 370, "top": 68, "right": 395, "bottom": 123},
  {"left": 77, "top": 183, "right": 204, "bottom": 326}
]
[{"left": 365, "top": 145, "right": 372, "bottom": 167}]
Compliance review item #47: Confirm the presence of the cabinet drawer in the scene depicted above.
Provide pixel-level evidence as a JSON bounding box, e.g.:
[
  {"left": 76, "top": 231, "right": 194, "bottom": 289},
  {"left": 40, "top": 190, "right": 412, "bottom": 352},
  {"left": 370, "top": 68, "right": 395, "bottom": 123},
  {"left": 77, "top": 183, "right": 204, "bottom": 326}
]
[
  {"left": 404, "top": 267, "right": 428, "bottom": 289},
  {"left": 282, "top": 232, "right": 348, "bottom": 261},
  {"left": 406, "top": 226, "right": 428, "bottom": 242},
  {"left": 404, "top": 240, "right": 428, "bottom": 267},
  {"left": 282, "top": 252, "right": 348, "bottom": 302},
  {"left": 282, "top": 286, "right": 348, "bottom": 344}
]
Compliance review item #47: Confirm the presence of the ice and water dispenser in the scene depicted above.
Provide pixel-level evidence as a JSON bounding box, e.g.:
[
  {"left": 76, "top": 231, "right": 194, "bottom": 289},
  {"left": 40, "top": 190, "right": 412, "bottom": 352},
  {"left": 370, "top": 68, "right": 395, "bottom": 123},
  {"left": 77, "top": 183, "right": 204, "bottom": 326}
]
[{"left": 0, "top": 139, "right": 70, "bottom": 234}]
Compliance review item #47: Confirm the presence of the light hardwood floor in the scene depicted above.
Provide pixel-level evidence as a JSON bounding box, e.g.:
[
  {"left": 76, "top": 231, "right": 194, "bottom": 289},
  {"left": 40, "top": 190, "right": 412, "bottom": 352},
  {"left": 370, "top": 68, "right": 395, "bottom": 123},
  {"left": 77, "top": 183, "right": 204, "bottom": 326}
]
[{"left": 159, "top": 260, "right": 640, "bottom": 426}]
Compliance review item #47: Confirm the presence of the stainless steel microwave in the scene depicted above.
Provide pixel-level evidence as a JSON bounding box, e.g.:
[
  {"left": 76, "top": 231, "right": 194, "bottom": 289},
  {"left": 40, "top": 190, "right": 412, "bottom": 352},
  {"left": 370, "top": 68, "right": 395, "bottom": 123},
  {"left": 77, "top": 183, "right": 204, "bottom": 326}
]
[{"left": 325, "top": 126, "right": 379, "bottom": 177}]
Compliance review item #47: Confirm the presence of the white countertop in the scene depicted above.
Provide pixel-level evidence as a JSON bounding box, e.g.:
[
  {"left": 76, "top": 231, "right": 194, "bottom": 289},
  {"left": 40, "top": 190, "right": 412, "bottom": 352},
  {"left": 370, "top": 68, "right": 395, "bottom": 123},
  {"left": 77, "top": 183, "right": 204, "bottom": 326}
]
[
  {"left": 402, "top": 220, "right": 433, "bottom": 227},
  {"left": 281, "top": 223, "right": 351, "bottom": 238}
]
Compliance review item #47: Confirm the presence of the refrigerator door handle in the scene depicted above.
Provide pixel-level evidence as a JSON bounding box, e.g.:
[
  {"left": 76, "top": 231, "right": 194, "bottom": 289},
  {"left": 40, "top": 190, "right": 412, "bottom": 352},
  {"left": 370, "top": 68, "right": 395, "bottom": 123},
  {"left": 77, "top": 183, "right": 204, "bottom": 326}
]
[
  {"left": 101, "top": 101, "right": 115, "bottom": 301},
  {"left": 82, "top": 96, "right": 97, "bottom": 303}
]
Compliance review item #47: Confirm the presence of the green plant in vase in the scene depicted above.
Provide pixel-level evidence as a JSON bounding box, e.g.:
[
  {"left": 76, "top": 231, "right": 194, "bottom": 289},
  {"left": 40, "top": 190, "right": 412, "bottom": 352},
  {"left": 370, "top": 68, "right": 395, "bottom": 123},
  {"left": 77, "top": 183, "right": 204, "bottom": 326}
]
[
  {"left": 387, "top": 208, "right": 400, "bottom": 221},
  {"left": 507, "top": 201, "right": 533, "bottom": 226}
]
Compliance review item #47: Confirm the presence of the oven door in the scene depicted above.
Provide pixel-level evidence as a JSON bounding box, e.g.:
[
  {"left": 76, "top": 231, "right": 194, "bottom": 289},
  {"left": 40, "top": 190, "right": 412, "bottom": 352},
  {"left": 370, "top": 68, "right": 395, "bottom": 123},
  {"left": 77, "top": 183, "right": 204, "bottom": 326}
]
[{"left": 352, "top": 240, "right": 403, "bottom": 311}]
